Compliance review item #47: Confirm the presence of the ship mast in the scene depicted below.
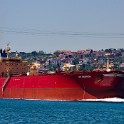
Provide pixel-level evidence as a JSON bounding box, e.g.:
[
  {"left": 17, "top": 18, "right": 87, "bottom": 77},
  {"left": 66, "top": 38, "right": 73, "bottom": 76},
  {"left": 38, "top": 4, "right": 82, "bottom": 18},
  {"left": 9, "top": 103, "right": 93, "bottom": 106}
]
[
  {"left": 6, "top": 43, "right": 11, "bottom": 58},
  {"left": 105, "top": 53, "right": 110, "bottom": 72}
]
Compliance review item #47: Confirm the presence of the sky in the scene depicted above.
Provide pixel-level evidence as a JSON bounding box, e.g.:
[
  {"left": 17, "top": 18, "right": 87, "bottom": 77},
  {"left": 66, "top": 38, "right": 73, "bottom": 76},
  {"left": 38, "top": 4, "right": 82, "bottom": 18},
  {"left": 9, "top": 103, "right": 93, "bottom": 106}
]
[{"left": 0, "top": 0, "right": 124, "bottom": 53}]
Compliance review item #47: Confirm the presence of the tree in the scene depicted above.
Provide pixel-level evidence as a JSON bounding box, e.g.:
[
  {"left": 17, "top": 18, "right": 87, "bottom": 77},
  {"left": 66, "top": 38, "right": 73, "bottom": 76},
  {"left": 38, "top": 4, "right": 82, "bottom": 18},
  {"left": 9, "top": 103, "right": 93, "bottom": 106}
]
[{"left": 31, "top": 51, "right": 38, "bottom": 57}]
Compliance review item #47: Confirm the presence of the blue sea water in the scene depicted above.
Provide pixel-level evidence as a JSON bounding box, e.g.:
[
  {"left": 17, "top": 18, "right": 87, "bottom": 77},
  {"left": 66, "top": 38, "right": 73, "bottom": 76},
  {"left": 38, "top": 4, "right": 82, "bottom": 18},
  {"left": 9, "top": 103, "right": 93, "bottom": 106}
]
[{"left": 0, "top": 99, "right": 124, "bottom": 124}]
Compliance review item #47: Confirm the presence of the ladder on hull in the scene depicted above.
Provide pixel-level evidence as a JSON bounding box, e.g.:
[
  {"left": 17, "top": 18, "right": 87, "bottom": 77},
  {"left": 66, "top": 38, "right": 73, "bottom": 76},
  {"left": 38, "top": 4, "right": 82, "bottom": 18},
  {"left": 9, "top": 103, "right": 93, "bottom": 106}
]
[{"left": 2, "top": 76, "right": 11, "bottom": 95}]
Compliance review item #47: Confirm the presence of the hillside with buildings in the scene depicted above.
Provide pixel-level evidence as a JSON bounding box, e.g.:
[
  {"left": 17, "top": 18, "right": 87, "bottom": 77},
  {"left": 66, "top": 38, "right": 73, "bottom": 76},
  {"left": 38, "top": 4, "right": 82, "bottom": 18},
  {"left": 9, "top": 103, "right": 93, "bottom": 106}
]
[{"left": 9, "top": 48, "right": 124, "bottom": 71}]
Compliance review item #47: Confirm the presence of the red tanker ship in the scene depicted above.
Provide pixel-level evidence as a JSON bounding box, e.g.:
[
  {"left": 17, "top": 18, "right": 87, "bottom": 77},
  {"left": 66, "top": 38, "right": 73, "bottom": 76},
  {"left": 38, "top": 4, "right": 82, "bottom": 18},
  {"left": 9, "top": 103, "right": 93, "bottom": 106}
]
[{"left": 0, "top": 45, "right": 124, "bottom": 100}]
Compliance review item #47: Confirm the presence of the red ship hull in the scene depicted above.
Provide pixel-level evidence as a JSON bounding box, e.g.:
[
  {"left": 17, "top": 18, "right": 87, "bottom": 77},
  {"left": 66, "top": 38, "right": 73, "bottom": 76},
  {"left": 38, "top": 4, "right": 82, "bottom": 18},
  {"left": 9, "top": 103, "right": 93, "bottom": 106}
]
[{"left": 0, "top": 71, "right": 124, "bottom": 101}]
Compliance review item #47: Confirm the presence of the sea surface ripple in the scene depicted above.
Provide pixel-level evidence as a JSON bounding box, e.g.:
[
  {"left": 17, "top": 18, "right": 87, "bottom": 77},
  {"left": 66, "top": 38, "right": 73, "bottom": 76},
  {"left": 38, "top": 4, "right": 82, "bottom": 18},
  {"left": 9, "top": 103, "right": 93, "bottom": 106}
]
[{"left": 0, "top": 99, "right": 124, "bottom": 124}]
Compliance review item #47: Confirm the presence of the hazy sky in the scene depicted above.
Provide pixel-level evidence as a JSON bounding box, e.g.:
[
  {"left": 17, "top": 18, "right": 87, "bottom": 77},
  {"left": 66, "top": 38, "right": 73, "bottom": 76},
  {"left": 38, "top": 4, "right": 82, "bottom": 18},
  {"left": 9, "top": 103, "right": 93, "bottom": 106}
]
[{"left": 0, "top": 0, "right": 124, "bottom": 52}]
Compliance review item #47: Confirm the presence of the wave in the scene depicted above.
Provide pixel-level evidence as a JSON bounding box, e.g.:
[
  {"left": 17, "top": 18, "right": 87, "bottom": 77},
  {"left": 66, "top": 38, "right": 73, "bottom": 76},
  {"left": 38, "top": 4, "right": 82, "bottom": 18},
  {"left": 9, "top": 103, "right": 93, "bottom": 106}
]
[
  {"left": 83, "top": 98, "right": 124, "bottom": 102},
  {"left": 2, "top": 97, "right": 124, "bottom": 102},
  {"left": 25, "top": 98, "right": 124, "bottom": 102}
]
